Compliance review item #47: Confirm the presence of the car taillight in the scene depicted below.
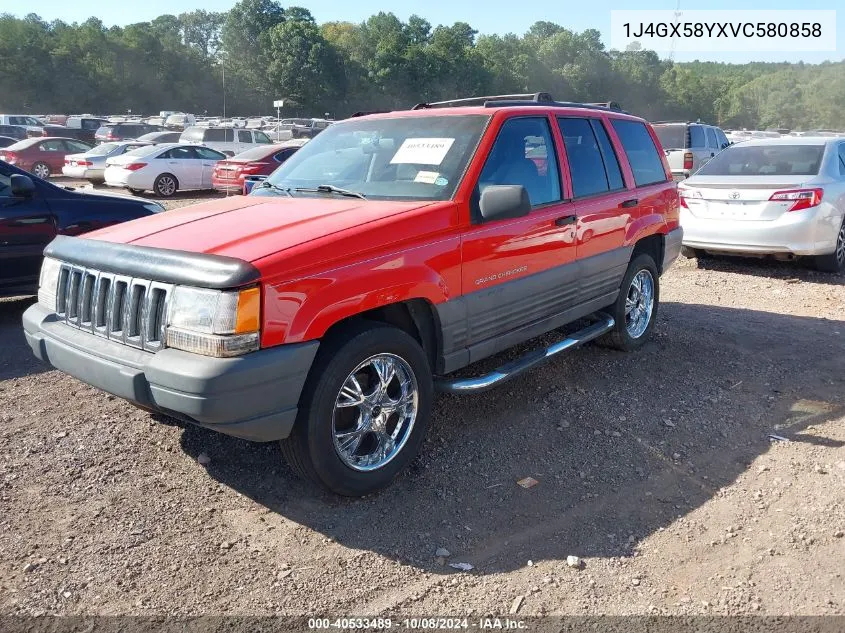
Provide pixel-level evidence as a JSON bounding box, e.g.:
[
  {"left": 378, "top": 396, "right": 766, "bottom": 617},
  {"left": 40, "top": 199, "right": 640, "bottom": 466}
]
[
  {"left": 124, "top": 163, "right": 147, "bottom": 171},
  {"left": 679, "top": 193, "right": 689, "bottom": 209},
  {"left": 77, "top": 160, "right": 93, "bottom": 166},
  {"left": 241, "top": 162, "right": 267, "bottom": 174},
  {"left": 769, "top": 188, "right": 824, "bottom": 212},
  {"left": 3, "top": 152, "right": 17, "bottom": 164},
  {"left": 683, "top": 152, "right": 693, "bottom": 170}
]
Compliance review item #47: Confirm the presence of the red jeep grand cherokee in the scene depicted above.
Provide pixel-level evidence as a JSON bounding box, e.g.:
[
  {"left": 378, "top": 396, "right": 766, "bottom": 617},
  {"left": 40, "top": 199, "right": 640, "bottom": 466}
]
[{"left": 23, "top": 93, "right": 681, "bottom": 496}]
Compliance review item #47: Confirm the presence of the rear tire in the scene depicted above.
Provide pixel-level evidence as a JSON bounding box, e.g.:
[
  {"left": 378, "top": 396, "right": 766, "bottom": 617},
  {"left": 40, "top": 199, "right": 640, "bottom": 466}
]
[
  {"left": 128, "top": 188, "right": 144, "bottom": 195},
  {"left": 281, "top": 322, "right": 433, "bottom": 496},
  {"left": 31, "top": 162, "right": 50, "bottom": 179},
  {"left": 153, "top": 173, "right": 178, "bottom": 197},
  {"left": 601, "top": 254, "right": 659, "bottom": 352},
  {"left": 813, "top": 220, "right": 845, "bottom": 273},
  {"left": 681, "top": 246, "right": 703, "bottom": 259}
]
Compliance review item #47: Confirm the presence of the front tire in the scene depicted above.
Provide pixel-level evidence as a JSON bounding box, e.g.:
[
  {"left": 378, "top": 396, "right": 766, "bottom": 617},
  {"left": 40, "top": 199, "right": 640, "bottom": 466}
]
[
  {"left": 281, "top": 322, "right": 433, "bottom": 496},
  {"left": 814, "top": 220, "right": 845, "bottom": 273},
  {"left": 602, "top": 253, "right": 659, "bottom": 352},
  {"left": 128, "top": 188, "right": 144, "bottom": 195},
  {"left": 153, "top": 173, "right": 178, "bottom": 197}
]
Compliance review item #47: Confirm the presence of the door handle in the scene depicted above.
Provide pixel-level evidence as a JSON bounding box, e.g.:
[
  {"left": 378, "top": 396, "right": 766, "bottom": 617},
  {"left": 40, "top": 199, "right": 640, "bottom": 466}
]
[
  {"left": 619, "top": 198, "right": 639, "bottom": 208},
  {"left": 554, "top": 215, "right": 577, "bottom": 226},
  {"left": 710, "top": 152, "right": 715, "bottom": 157}
]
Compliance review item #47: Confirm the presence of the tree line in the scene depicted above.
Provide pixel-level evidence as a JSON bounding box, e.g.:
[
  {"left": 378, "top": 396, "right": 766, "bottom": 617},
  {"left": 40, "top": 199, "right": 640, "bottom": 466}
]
[{"left": 1, "top": 0, "right": 843, "bottom": 130}]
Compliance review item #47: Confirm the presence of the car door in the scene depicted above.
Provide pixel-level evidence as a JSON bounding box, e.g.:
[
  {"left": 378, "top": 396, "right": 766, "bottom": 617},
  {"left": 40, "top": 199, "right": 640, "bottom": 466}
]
[
  {"left": 195, "top": 147, "right": 225, "bottom": 188},
  {"left": 558, "top": 117, "right": 633, "bottom": 302},
  {"left": 236, "top": 129, "right": 253, "bottom": 154},
  {"left": 460, "top": 115, "right": 577, "bottom": 361},
  {"left": 158, "top": 147, "right": 201, "bottom": 189},
  {"left": 35, "top": 139, "right": 68, "bottom": 173},
  {"left": 0, "top": 165, "right": 56, "bottom": 292}
]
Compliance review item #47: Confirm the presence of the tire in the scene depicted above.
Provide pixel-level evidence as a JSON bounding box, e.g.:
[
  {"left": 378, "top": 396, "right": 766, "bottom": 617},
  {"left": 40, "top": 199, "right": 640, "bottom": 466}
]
[
  {"left": 281, "top": 321, "right": 433, "bottom": 496},
  {"left": 681, "top": 246, "right": 702, "bottom": 259},
  {"left": 31, "top": 162, "right": 50, "bottom": 179},
  {"left": 153, "top": 173, "right": 178, "bottom": 197},
  {"left": 813, "top": 220, "right": 845, "bottom": 273},
  {"left": 601, "top": 253, "right": 660, "bottom": 352},
  {"left": 128, "top": 188, "right": 144, "bottom": 195}
]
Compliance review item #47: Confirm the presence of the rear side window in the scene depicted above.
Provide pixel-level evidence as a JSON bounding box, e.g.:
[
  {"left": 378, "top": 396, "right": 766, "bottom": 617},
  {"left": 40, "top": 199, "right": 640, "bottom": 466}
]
[
  {"left": 591, "top": 120, "right": 625, "bottom": 191},
  {"left": 839, "top": 144, "right": 845, "bottom": 176},
  {"left": 696, "top": 144, "right": 825, "bottom": 176},
  {"left": 558, "top": 118, "right": 618, "bottom": 197},
  {"left": 237, "top": 130, "right": 252, "bottom": 142},
  {"left": 705, "top": 127, "right": 718, "bottom": 149},
  {"left": 273, "top": 148, "right": 297, "bottom": 162},
  {"left": 254, "top": 131, "right": 272, "bottom": 144},
  {"left": 715, "top": 128, "right": 729, "bottom": 149},
  {"left": 611, "top": 120, "right": 667, "bottom": 187},
  {"left": 653, "top": 125, "right": 686, "bottom": 150},
  {"left": 688, "top": 126, "right": 705, "bottom": 148},
  {"left": 82, "top": 119, "right": 102, "bottom": 130}
]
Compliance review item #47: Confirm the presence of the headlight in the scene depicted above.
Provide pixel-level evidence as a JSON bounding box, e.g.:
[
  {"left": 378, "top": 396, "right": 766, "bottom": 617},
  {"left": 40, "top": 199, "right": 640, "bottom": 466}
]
[
  {"left": 165, "top": 286, "right": 261, "bottom": 357},
  {"left": 37, "top": 257, "right": 63, "bottom": 311}
]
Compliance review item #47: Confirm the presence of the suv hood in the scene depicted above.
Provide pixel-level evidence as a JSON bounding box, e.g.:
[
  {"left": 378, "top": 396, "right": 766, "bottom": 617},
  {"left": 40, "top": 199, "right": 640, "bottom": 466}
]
[{"left": 86, "top": 194, "right": 435, "bottom": 260}]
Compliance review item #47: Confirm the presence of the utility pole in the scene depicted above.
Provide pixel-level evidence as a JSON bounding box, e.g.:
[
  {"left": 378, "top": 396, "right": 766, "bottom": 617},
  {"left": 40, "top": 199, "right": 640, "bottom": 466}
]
[{"left": 222, "top": 63, "right": 226, "bottom": 119}]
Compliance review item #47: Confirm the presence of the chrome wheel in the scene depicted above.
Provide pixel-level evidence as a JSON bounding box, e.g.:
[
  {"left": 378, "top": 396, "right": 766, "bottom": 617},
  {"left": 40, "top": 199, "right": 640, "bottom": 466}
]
[
  {"left": 836, "top": 223, "right": 845, "bottom": 267},
  {"left": 156, "top": 175, "right": 176, "bottom": 196},
  {"left": 625, "top": 269, "right": 655, "bottom": 339},
  {"left": 332, "top": 353, "right": 419, "bottom": 472},
  {"left": 32, "top": 163, "right": 49, "bottom": 179}
]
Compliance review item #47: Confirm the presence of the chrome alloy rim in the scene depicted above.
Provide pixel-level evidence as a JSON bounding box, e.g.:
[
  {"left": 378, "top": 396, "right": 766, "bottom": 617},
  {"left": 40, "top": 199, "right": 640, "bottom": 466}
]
[
  {"left": 625, "top": 269, "right": 655, "bottom": 339},
  {"left": 157, "top": 176, "right": 176, "bottom": 196},
  {"left": 332, "top": 354, "right": 419, "bottom": 472},
  {"left": 33, "top": 163, "right": 49, "bottom": 178},
  {"left": 836, "top": 223, "right": 845, "bottom": 266}
]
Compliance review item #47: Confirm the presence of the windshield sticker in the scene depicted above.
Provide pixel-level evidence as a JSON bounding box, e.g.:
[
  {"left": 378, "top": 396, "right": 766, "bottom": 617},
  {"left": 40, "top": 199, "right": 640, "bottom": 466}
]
[
  {"left": 414, "top": 170, "right": 440, "bottom": 184},
  {"left": 390, "top": 138, "right": 455, "bottom": 165},
  {"left": 434, "top": 176, "right": 448, "bottom": 186}
]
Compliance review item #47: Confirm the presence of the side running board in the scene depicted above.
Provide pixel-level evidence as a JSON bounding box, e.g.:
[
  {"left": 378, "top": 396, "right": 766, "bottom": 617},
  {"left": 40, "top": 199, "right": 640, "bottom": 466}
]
[{"left": 435, "top": 315, "right": 615, "bottom": 394}]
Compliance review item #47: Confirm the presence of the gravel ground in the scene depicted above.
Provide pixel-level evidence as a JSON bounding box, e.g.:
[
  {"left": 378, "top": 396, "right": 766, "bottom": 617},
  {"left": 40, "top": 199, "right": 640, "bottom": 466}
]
[{"left": 1, "top": 207, "right": 844, "bottom": 618}]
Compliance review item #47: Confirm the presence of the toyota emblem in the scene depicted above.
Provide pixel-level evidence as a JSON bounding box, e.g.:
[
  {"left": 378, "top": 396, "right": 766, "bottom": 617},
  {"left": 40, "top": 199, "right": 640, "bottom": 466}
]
[{"left": 729, "top": 191, "right": 740, "bottom": 200}]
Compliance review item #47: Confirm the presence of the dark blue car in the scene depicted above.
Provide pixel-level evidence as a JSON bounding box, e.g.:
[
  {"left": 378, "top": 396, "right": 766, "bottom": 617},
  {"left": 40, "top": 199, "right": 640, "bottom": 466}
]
[{"left": 0, "top": 160, "right": 164, "bottom": 297}]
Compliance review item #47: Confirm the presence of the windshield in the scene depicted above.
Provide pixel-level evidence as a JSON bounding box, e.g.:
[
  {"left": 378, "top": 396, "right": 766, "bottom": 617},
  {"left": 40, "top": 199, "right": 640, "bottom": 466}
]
[
  {"left": 696, "top": 144, "right": 825, "bottom": 176},
  {"left": 653, "top": 125, "right": 686, "bottom": 150},
  {"left": 263, "top": 114, "right": 489, "bottom": 200},
  {"left": 232, "top": 146, "right": 277, "bottom": 161}
]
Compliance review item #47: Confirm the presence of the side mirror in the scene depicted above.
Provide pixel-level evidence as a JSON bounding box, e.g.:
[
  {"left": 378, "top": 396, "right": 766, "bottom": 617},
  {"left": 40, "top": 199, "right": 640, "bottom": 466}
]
[
  {"left": 11, "top": 173, "right": 36, "bottom": 197},
  {"left": 478, "top": 185, "right": 531, "bottom": 222}
]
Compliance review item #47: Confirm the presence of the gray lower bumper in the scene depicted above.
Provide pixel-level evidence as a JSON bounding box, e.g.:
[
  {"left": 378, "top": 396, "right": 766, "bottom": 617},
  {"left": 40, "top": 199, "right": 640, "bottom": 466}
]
[
  {"left": 22, "top": 304, "right": 319, "bottom": 442},
  {"left": 662, "top": 226, "right": 684, "bottom": 273}
]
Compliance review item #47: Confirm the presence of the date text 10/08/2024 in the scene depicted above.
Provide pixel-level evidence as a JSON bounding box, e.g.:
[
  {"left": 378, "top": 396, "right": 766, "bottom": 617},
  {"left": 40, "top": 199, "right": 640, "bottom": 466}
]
[{"left": 307, "top": 617, "right": 528, "bottom": 630}]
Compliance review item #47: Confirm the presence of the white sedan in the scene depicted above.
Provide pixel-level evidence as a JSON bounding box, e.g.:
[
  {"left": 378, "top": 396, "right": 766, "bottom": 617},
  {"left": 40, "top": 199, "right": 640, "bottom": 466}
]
[
  {"left": 62, "top": 141, "right": 149, "bottom": 183},
  {"left": 680, "top": 137, "right": 845, "bottom": 272},
  {"left": 104, "top": 143, "right": 226, "bottom": 197}
]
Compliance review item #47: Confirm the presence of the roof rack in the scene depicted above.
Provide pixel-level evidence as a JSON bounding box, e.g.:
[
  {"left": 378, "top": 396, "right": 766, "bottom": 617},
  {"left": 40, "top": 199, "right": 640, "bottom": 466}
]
[
  {"left": 411, "top": 93, "right": 627, "bottom": 113},
  {"left": 412, "top": 93, "right": 555, "bottom": 110},
  {"left": 349, "top": 110, "right": 392, "bottom": 118}
]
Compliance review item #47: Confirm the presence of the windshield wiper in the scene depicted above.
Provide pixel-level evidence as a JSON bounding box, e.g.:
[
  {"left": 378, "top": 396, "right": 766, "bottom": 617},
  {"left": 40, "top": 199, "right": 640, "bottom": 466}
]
[
  {"left": 260, "top": 182, "right": 293, "bottom": 197},
  {"left": 293, "top": 184, "right": 366, "bottom": 199}
]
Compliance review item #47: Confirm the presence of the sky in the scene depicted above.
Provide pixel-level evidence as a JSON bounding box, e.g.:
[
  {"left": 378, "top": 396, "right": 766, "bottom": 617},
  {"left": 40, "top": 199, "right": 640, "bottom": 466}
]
[{"left": 10, "top": 0, "right": 843, "bottom": 64}]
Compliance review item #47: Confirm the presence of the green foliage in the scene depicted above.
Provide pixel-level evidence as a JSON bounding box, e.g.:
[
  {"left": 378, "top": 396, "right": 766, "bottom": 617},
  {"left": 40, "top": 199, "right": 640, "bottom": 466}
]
[{"left": 0, "top": 9, "right": 842, "bottom": 130}]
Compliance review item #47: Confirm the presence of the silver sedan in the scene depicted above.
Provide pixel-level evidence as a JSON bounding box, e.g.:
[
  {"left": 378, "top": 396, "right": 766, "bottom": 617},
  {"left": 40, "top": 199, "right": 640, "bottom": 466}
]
[
  {"left": 679, "top": 137, "right": 845, "bottom": 272},
  {"left": 61, "top": 141, "right": 150, "bottom": 183}
]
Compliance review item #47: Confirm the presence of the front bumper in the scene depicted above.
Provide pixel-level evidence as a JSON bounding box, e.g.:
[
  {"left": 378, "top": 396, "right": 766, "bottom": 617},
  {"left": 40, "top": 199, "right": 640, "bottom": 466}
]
[
  {"left": 23, "top": 304, "right": 319, "bottom": 442},
  {"left": 680, "top": 207, "right": 836, "bottom": 256}
]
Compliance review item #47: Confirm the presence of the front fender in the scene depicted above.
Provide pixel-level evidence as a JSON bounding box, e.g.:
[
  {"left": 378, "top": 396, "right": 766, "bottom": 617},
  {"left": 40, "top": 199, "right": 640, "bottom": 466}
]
[{"left": 261, "top": 240, "right": 460, "bottom": 347}]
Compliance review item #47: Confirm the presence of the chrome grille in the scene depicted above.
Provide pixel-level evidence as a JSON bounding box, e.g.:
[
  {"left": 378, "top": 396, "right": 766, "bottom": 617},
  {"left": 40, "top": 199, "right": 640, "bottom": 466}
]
[{"left": 55, "top": 264, "right": 172, "bottom": 352}]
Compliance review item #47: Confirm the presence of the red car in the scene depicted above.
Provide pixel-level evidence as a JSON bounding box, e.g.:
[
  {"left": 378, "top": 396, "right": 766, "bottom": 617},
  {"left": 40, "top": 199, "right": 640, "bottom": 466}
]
[
  {"left": 0, "top": 137, "right": 93, "bottom": 179},
  {"left": 24, "top": 93, "right": 681, "bottom": 496},
  {"left": 211, "top": 143, "right": 302, "bottom": 193}
]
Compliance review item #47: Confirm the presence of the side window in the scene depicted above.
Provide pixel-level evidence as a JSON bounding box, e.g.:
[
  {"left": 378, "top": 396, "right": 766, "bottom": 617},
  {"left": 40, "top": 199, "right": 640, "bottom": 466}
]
[
  {"left": 253, "top": 131, "right": 272, "bottom": 144},
  {"left": 237, "top": 130, "right": 252, "bottom": 142},
  {"left": 705, "top": 127, "right": 718, "bottom": 149},
  {"left": 715, "top": 129, "right": 729, "bottom": 149},
  {"left": 557, "top": 117, "right": 614, "bottom": 198},
  {"left": 274, "top": 149, "right": 296, "bottom": 163},
  {"left": 477, "top": 117, "right": 561, "bottom": 208},
  {"left": 172, "top": 147, "right": 197, "bottom": 160},
  {"left": 839, "top": 145, "right": 845, "bottom": 176},
  {"left": 590, "top": 119, "right": 625, "bottom": 191},
  {"left": 610, "top": 120, "right": 668, "bottom": 187},
  {"left": 0, "top": 168, "right": 11, "bottom": 198},
  {"left": 195, "top": 147, "right": 224, "bottom": 160},
  {"left": 10, "top": 117, "right": 23, "bottom": 126},
  {"left": 40, "top": 140, "right": 64, "bottom": 151},
  {"left": 205, "top": 129, "right": 226, "bottom": 142},
  {"left": 688, "top": 126, "right": 705, "bottom": 148},
  {"left": 64, "top": 140, "right": 91, "bottom": 152}
]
